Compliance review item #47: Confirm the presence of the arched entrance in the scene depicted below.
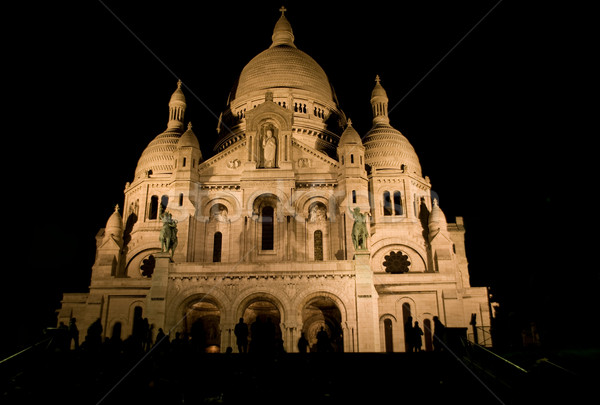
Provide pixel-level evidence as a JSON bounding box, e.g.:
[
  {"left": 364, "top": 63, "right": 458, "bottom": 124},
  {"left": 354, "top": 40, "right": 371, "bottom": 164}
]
[
  {"left": 183, "top": 300, "right": 221, "bottom": 353},
  {"left": 302, "top": 297, "right": 343, "bottom": 352},
  {"left": 242, "top": 299, "right": 283, "bottom": 353}
]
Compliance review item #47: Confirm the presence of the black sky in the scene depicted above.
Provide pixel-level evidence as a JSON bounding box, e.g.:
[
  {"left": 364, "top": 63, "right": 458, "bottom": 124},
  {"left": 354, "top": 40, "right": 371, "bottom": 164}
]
[{"left": 5, "top": 1, "right": 593, "bottom": 352}]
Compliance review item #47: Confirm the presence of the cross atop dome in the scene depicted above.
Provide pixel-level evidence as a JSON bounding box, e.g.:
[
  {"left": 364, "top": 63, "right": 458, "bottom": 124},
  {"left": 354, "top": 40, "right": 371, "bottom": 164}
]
[{"left": 279, "top": 6, "right": 287, "bottom": 16}]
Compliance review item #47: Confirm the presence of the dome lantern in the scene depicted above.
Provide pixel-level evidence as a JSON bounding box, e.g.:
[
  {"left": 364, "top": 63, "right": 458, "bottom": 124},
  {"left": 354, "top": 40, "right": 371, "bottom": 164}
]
[
  {"left": 371, "top": 75, "right": 390, "bottom": 125},
  {"left": 167, "top": 80, "right": 187, "bottom": 131},
  {"left": 270, "top": 7, "right": 296, "bottom": 48}
]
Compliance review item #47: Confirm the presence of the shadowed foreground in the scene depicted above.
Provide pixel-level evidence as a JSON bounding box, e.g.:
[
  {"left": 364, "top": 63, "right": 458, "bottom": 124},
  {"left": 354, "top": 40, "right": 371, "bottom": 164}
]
[{"left": 1, "top": 339, "right": 594, "bottom": 405}]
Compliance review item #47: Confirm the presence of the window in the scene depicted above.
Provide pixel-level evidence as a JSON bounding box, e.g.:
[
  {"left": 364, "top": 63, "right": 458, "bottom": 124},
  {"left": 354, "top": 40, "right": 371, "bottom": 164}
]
[
  {"left": 149, "top": 196, "right": 159, "bottom": 220},
  {"left": 179, "top": 193, "right": 184, "bottom": 206},
  {"left": 384, "top": 319, "right": 393, "bottom": 352},
  {"left": 350, "top": 154, "right": 354, "bottom": 164},
  {"left": 383, "top": 191, "right": 392, "bottom": 216},
  {"left": 160, "top": 195, "right": 169, "bottom": 216},
  {"left": 352, "top": 190, "right": 357, "bottom": 204},
  {"left": 213, "top": 232, "right": 222, "bottom": 262},
  {"left": 402, "top": 303, "right": 412, "bottom": 352},
  {"left": 314, "top": 230, "right": 323, "bottom": 261},
  {"left": 393, "top": 191, "right": 403, "bottom": 215},
  {"left": 261, "top": 206, "right": 274, "bottom": 250},
  {"left": 423, "top": 319, "right": 433, "bottom": 351},
  {"left": 183, "top": 157, "right": 187, "bottom": 167}
]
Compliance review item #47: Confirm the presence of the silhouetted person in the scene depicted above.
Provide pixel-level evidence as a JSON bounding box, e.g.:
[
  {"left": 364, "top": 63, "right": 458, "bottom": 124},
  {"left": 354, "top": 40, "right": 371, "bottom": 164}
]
[
  {"left": 404, "top": 316, "right": 414, "bottom": 352},
  {"left": 250, "top": 318, "right": 262, "bottom": 353},
  {"left": 155, "top": 328, "right": 168, "bottom": 348},
  {"left": 316, "top": 326, "right": 331, "bottom": 352},
  {"left": 297, "top": 332, "right": 309, "bottom": 353},
  {"left": 191, "top": 320, "right": 206, "bottom": 353},
  {"left": 142, "top": 318, "right": 153, "bottom": 351},
  {"left": 413, "top": 321, "right": 424, "bottom": 352},
  {"left": 85, "top": 318, "right": 103, "bottom": 352},
  {"left": 433, "top": 316, "right": 445, "bottom": 351},
  {"left": 67, "top": 318, "right": 79, "bottom": 350},
  {"left": 234, "top": 318, "right": 249, "bottom": 353},
  {"left": 264, "top": 317, "right": 276, "bottom": 353}
]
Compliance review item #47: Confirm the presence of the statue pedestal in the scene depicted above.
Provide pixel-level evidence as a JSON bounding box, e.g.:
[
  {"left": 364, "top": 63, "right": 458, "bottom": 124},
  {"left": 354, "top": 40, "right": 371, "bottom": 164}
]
[
  {"left": 146, "top": 252, "right": 171, "bottom": 334},
  {"left": 354, "top": 251, "right": 380, "bottom": 352}
]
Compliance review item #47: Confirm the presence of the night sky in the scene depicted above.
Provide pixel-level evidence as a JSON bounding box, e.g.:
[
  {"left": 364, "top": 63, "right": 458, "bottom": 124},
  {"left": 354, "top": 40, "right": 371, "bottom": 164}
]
[{"left": 5, "top": 1, "right": 593, "bottom": 353}]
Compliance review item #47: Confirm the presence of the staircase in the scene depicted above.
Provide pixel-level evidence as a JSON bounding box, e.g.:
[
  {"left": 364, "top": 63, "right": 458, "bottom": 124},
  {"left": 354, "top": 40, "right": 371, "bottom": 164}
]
[{"left": 1, "top": 339, "right": 592, "bottom": 405}]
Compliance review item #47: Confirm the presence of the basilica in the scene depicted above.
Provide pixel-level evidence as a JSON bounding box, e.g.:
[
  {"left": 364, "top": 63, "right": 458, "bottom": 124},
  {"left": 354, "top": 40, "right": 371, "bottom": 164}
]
[{"left": 57, "top": 9, "right": 492, "bottom": 353}]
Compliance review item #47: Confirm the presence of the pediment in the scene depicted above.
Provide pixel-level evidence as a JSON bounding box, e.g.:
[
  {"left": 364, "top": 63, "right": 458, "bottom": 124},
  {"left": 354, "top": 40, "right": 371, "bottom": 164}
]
[
  {"left": 198, "top": 141, "right": 247, "bottom": 177},
  {"left": 292, "top": 139, "right": 340, "bottom": 171},
  {"left": 98, "top": 235, "right": 122, "bottom": 251}
]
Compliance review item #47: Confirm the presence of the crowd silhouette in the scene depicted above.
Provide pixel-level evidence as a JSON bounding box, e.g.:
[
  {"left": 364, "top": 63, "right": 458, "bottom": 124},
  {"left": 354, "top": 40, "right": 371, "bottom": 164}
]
[{"left": 41, "top": 315, "right": 447, "bottom": 357}]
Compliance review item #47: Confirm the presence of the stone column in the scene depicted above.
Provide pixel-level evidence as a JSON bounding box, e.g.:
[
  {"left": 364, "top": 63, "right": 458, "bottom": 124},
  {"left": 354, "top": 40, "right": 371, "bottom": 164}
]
[
  {"left": 146, "top": 252, "right": 171, "bottom": 337},
  {"left": 354, "top": 251, "right": 380, "bottom": 352}
]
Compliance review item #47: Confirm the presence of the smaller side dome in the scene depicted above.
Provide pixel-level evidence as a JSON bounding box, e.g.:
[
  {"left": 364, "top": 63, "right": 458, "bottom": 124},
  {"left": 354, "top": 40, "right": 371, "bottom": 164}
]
[
  {"left": 104, "top": 205, "right": 123, "bottom": 241},
  {"left": 338, "top": 119, "right": 362, "bottom": 146},
  {"left": 428, "top": 199, "right": 448, "bottom": 239},
  {"left": 178, "top": 122, "right": 200, "bottom": 150},
  {"left": 363, "top": 76, "right": 422, "bottom": 175}
]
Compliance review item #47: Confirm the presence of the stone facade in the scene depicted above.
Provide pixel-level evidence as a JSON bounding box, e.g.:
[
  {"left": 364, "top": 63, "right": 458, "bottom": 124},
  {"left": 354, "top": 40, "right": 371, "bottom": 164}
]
[{"left": 57, "top": 10, "right": 492, "bottom": 353}]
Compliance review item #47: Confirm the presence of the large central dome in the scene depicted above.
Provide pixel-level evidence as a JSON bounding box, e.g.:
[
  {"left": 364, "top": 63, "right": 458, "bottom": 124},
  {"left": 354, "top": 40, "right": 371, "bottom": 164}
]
[
  {"left": 230, "top": 10, "right": 336, "bottom": 105},
  {"left": 216, "top": 10, "right": 345, "bottom": 155},
  {"left": 234, "top": 45, "right": 334, "bottom": 102}
]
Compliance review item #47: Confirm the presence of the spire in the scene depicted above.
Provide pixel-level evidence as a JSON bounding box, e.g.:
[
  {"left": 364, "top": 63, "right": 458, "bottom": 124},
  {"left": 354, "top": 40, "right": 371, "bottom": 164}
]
[
  {"left": 270, "top": 6, "right": 296, "bottom": 48},
  {"left": 370, "top": 75, "right": 389, "bottom": 125},
  {"left": 167, "top": 80, "right": 187, "bottom": 131}
]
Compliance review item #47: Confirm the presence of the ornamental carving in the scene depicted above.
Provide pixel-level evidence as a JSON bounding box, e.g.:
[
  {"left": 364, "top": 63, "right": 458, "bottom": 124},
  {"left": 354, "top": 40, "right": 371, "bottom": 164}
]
[
  {"left": 140, "top": 254, "right": 156, "bottom": 278},
  {"left": 383, "top": 251, "right": 411, "bottom": 274}
]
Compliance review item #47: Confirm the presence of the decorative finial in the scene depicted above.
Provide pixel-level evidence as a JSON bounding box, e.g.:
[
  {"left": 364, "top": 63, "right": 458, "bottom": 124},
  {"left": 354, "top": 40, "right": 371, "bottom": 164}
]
[
  {"left": 279, "top": 6, "right": 287, "bottom": 16},
  {"left": 177, "top": 79, "right": 182, "bottom": 88},
  {"left": 347, "top": 118, "right": 353, "bottom": 126},
  {"left": 187, "top": 122, "right": 193, "bottom": 130},
  {"left": 114, "top": 204, "right": 120, "bottom": 212},
  {"left": 375, "top": 75, "right": 381, "bottom": 84},
  {"left": 265, "top": 91, "right": 274, "bottom": 102}
]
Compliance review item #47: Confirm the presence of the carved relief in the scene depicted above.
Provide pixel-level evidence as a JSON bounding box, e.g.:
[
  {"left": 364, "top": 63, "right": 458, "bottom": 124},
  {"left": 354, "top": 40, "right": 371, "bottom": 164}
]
[
  {"left": 227, "top": 158, "right": 241, "bottom": 169},
  {"left": 297, "top": 157, "right": 311, "bottom": 168}
]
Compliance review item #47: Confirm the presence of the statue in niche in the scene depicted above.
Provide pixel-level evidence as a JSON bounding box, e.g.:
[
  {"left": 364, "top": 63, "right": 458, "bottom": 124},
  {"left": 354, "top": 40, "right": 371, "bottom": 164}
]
[
  {"left": 350, "top": 207, "right": 368, "bottom": 251},
  {"left": 261, "top": 126, "right": 277, "bottom": 168},
  {"left": 210, "top": 204, "right": 228, "bottom": 222},
  {"left": 309, "top": 204, "right": 327, "bottom": 223}
]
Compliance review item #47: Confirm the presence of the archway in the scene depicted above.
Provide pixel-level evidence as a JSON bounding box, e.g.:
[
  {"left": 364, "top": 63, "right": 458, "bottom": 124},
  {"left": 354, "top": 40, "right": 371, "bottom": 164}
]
[
  {"left": 183, "top": 300, "right": 221, "bottom": 353},
  {"left": 301, "top": 297, "right": 343, "bottom": 352},
  {"left": 242, "top": 299, "right": 283, "bottom": 353}
]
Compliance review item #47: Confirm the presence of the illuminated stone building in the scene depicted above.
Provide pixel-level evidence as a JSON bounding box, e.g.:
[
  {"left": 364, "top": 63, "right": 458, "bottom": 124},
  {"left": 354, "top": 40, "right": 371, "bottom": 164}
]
[{"left": 57, "top": 9, "right": 492, "bottom": 353}]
